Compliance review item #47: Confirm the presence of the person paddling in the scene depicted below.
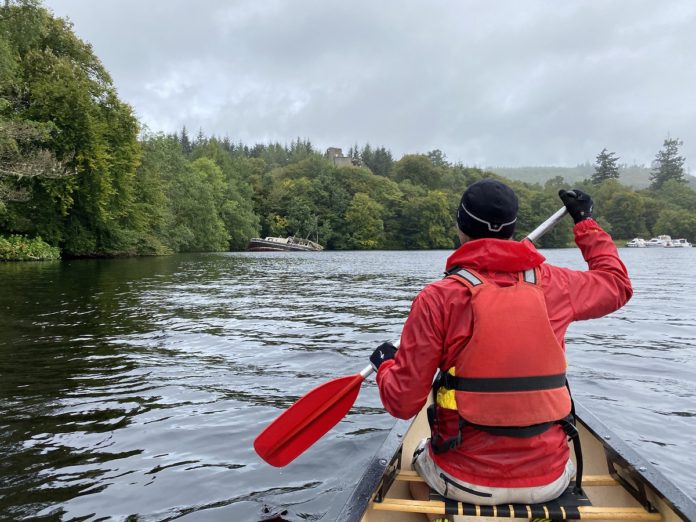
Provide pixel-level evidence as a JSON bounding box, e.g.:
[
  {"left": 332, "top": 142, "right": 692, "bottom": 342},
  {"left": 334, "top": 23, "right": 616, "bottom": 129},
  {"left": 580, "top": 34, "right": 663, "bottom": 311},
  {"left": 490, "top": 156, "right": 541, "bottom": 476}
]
[{"left": 370, "top": 179, "right": 633, "bottom": 519}]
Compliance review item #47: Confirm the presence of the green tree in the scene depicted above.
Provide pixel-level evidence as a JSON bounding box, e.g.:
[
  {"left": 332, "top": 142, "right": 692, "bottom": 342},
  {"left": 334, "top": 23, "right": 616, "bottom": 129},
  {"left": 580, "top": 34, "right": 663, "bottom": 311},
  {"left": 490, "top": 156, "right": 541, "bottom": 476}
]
[
  {"left": 360, "top": 143, "right": 374, "bottom": 171},
  {"left": 0, "top": 120, "right": 75, "bottom": 204},
  {"left": 651, "top": 179, "right": 696, "bottom": 212},
  {"left": 400, "top": 191, "right": 456, "bottom": 249},
  {"left": 427, "top": 149, "right": 449, "bottom": 168},
  {"left": 362, "top": 146, "right": 393, "bottom": 177},
  {"left": 287, "top": 197, "right": 319, "bottom": 240},
  {"left": 641, "top": 196, "right": 666, "bottom": 237},
  {"left": 654, "top": 208, "right": 696, "bottom": 242},
  {"left": 0, "top": 26, "right": 76, "bottom": 206},
  {"left": 168, "top": 158, "right": 229, "bottom": 252},
  {"left": 441, "top": 165, "right": 484, "bottom": 193},
  {"left": 344, "top": 193, "right": 385, "bottom": 249},
  {"left": 517, "top": 190, "right": 573, "bottom": 247},
  {"left": 591, "top": 148, "right": 620, "bottom": 185},
  {"left": 133, "top": 134, "right": 177, "bottom": 254},
  {"left": 603, "top": 192, "right": 648, "bottom": 239},
  {"left": 392, "top": 154, "right": 443, "bottom": 189},
  {"left": 1, "top": 0, "right": 141, "bottom": 256},
  {"left": 180, "top": 126, "right": 192, "bottom": 155},
  {"left": 288, "top": 138, "right": 316, "bottom": 163},
  {"left": 348, "top": 143, "right": 360, "bottom": 164},
  {"left": 650, "top": 137, "right": 686, "bottom": 189},
  {"left": 189, "top": 137, "right": 260, "bottom": 250},
  {"left": 267, "top": 214, "right": 289, "bottom": 237},
  {"left": 309, "top": 169, "right": 351, "bottom": 248},
  {"left": 544, "top": 175, "right": 568, "bottom": 192}
]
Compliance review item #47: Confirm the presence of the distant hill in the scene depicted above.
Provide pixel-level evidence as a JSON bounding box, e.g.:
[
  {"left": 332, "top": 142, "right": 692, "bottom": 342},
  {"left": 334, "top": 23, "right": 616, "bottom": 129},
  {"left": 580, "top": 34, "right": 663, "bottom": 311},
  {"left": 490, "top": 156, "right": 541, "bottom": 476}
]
[{"left": 488, "top": 165, "right": 696, "bottom": 190}]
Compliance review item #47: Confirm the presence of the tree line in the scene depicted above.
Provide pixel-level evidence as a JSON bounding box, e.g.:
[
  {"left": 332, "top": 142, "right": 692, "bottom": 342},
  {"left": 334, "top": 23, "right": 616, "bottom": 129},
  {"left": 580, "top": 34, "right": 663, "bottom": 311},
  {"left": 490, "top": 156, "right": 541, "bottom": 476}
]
[{"left": 1, "top": 0, "right": 695, "bottom": 260}]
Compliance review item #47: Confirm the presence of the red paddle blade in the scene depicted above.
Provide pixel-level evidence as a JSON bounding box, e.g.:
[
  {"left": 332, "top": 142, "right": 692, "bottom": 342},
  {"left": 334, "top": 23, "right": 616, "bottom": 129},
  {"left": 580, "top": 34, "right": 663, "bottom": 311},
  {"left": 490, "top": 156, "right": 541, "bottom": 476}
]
[{"left": 254, "top": 373, "right": 364, "bottom": 467}]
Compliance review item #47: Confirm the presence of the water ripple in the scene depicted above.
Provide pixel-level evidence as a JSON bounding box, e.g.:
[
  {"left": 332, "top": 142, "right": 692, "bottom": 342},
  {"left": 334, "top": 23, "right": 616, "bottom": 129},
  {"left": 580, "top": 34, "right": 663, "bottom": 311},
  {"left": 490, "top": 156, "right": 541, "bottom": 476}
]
[{"left": 1, "top": 248, "right": 694, "bottom": 520}]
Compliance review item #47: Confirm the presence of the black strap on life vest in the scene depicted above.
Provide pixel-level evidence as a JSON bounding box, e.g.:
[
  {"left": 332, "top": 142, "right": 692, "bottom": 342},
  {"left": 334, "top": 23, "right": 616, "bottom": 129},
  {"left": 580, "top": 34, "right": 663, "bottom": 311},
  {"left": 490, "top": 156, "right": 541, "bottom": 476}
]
[
  {"left": 427, "top": 373, "right": 585, "bottom": 494},
  {"left": 428, "top": 371, "right": 558, "bottom": 445},
  {"left": 562, "top": 384, "right": 584, "bottom": 495},
  {"left": 441, "top": 371, "right": 567, "bottom": 393}
]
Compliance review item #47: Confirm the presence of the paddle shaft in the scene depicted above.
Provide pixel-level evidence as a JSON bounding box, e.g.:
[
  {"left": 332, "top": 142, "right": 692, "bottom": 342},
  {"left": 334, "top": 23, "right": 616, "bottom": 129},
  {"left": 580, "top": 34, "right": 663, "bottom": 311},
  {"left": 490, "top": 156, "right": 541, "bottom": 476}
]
[{"left": 526, "top": 206, "right": 568, "bottom": 243}]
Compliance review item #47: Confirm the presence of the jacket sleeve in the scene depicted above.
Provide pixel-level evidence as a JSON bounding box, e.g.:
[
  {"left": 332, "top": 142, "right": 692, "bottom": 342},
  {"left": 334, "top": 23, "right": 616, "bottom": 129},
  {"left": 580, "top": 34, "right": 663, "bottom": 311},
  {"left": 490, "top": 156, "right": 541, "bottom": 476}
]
[
  {"left": 375, "top": 289, "right": 444, "bottom": 419},
  {"left": 549, "top": 218, "right": 633, "bottom": 321}
]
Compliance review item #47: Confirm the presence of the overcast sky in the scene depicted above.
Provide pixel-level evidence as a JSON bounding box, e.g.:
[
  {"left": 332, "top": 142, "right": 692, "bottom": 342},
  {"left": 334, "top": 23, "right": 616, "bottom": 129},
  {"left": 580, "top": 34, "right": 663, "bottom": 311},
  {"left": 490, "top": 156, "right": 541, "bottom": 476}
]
[{"left": 43, "top": 0, "right": 696, "bottom": 170}]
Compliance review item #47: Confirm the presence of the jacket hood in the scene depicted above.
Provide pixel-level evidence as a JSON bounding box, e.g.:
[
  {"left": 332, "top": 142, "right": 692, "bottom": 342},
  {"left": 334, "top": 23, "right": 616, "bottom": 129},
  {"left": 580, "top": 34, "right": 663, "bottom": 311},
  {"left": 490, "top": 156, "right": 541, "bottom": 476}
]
[{"left": 446, "top": 238, "right": 546, "bottom": 273}]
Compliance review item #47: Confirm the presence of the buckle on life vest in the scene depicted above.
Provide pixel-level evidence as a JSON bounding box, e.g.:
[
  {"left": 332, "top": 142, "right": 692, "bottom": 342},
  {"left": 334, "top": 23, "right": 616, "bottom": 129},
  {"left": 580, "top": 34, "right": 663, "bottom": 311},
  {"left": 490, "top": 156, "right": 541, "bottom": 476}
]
[
  {"left": 428, "top": 403, "right": 464, "bottom": 454},
  {"left": 560, "top": 417, "right": 579, "bottom": 439}
]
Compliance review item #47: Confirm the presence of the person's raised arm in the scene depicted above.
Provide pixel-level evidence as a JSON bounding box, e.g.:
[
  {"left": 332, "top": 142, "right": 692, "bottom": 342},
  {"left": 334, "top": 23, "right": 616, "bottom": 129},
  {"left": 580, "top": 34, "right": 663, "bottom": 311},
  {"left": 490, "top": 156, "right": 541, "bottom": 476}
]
[{"left": 557, "top": 189, "right": 633, "bottom": 320}]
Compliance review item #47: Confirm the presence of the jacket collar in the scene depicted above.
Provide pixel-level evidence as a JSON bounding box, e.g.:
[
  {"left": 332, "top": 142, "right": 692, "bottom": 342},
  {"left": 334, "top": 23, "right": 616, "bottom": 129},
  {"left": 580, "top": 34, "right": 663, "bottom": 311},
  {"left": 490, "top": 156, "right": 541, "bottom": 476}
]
[{"left": 446, "top": 238, "right": 546, "bottom": 273}]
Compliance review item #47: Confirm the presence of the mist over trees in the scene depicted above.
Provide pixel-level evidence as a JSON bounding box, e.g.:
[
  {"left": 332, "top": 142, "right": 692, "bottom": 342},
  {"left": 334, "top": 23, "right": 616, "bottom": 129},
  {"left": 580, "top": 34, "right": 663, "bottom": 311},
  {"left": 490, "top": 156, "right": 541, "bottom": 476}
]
[{"left": 1, "top": 0, "right": 695, "bottom": 260}]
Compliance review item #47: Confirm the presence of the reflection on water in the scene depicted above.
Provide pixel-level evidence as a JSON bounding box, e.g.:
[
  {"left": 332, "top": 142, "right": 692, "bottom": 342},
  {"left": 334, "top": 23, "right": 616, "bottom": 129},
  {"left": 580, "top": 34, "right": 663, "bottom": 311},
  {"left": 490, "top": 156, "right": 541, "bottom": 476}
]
[{"left": 0, "top": 249, "right": 694, "bottom": 520}]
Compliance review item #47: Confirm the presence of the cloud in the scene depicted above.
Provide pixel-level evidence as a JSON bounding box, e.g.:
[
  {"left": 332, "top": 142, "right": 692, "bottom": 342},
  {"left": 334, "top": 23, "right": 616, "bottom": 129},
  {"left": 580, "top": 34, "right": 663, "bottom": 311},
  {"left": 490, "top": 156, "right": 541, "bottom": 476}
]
[{"left": 44, "top": 0, "right": 696, "bottom": 169}]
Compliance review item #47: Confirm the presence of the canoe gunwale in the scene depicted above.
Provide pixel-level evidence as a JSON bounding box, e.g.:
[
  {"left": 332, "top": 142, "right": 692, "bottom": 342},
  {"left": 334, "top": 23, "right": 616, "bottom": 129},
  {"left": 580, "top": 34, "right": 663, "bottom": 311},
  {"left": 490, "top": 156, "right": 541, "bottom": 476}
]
[
  {"left": 575, "top": 402, "right": 696, "bottom": 521},
  {"left": 335, "top": 417, "right": 413, "bottom": 522},
  {"left": 337, "top": 401, "right": 696, "bottom": 521}
]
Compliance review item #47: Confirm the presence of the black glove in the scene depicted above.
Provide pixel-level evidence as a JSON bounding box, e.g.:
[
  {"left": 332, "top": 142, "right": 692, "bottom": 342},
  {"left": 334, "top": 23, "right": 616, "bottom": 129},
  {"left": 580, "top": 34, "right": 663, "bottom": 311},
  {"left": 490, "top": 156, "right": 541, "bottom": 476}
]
[
  {"left": 370, "top": 342, "right": 397, "bottom": 371},
  {"left": 558, "top": 189, "right": 593, "bottom": 224}
]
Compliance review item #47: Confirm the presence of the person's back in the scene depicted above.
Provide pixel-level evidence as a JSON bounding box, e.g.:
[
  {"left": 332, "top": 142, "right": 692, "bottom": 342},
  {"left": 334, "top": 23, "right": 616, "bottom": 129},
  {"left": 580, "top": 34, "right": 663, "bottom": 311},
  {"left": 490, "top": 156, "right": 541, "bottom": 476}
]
[{"left": 370, "top": 179, "right": 632, "bottom": 512}]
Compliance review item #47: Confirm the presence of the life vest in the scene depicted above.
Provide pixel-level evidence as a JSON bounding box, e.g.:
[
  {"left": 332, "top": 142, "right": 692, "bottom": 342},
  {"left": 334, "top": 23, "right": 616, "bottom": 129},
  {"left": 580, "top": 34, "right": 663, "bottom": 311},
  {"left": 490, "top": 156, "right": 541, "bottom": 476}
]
[
  {"left": 436, "top": 266, "right": 572, "bottom": 427},
  {"left": 427, "top": 266, "right": 585, "bottom": 493}
]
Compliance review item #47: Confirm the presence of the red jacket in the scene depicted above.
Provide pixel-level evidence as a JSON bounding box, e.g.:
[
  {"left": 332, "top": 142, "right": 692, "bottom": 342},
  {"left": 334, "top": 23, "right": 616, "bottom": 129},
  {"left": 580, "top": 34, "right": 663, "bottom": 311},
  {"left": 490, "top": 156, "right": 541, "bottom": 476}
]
[{"left": 376, "top": 219, "right": 633, "bottom": 487}]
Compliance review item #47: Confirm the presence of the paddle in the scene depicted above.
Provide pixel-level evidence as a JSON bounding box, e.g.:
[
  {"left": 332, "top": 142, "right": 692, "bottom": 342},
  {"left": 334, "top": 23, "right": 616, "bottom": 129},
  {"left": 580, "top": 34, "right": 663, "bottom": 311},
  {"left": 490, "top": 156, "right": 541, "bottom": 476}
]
[
  {"left": 254, "top": 206, "right": 569, "bottom": 467},
  {"left": 254, "top": 361, "right": 387, "bottom": 467}
]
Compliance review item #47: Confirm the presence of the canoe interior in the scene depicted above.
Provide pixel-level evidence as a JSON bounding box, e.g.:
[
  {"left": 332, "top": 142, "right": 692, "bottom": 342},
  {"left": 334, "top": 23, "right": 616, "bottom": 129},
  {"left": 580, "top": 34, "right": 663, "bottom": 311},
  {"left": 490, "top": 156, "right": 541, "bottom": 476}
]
[{"left": 342, "top": 401, "right": 696, "bottom": 522}]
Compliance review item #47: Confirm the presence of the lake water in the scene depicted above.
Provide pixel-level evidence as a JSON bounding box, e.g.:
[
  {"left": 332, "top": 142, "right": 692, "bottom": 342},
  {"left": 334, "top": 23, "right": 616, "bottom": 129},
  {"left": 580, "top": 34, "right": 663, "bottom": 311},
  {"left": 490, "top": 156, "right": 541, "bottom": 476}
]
[{"left": 0, "top": 248, "right": 694, "bottom": 521}]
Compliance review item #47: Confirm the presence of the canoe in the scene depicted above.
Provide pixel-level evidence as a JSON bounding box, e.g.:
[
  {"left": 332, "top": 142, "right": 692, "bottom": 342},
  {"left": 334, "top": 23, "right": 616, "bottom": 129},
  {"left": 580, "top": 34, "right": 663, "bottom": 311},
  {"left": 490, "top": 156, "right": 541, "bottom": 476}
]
[{"left": 337, "top": 401, "right": 696, "bottom": 522}]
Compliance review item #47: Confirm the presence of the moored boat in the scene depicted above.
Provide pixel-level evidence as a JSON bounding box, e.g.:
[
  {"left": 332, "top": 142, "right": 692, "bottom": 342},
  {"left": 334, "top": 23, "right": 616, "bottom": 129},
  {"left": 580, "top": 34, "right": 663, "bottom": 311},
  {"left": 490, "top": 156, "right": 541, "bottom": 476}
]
[
  {"left": 625, "top": 238, "right": 646, "bottom": 248},
  {"left": 645, "top": 235, "right": 671, "bottom": 247},
  {"left": 247, "top": 236, "right": 323, "bottom": 252},
  {"left": 664, "top": 238, "right": 692, "bottom": 248},
  {"left": 339, "top": 400, "right": 696, "bottom": 522}
]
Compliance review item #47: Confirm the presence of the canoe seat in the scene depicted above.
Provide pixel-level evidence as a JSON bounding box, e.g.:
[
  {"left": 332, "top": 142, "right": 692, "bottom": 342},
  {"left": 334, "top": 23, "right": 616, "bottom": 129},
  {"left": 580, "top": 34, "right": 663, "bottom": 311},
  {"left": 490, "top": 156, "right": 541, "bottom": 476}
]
[
  {"left": 371, "top": 471, "right": 663, "bottom": 520},
  {"left": 433, "top": 484, "right": 590, "bottom": 519}
]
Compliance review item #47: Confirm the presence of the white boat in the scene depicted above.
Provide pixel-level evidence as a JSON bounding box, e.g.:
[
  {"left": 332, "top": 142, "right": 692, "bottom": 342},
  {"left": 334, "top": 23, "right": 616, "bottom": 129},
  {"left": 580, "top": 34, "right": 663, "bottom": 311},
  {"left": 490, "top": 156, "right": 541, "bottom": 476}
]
[
  {"left": 625, "top": 238, "right": 646, "bottom": 248},
  {"left": 664, "top": 238, "right": 692, "bottom": 248},
  {"left": 645, "top": 235, "right": 671, "bottom": 247},
  {"left": 247, "top": 236, "right": 323, "bottom": 252}
]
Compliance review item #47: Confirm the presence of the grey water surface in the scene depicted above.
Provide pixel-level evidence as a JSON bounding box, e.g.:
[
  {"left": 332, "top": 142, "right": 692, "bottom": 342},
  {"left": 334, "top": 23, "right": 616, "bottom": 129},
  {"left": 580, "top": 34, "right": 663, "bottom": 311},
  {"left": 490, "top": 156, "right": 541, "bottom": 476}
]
[{"left": 0, "top": 248, "right": 694, "bottom": 521}]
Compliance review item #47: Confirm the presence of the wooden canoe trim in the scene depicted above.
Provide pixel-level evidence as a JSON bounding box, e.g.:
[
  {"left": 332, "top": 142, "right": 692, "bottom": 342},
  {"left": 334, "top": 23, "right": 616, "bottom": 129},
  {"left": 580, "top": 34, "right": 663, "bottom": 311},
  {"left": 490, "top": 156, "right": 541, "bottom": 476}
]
[
  {"left": 394, "top": 470, "right": 618, "bottom": 487},
  {"left": 577, "top": 506, "right": 663, "bottom": 520},
  {"left": 371, "top": 498, "right": 448, "bottom": 515},
  {"left": 392, "top": 470, "right": 421, "bottom": 481},
  {"left": 372, "top": 499, "right": 663, "bottom": 520}
]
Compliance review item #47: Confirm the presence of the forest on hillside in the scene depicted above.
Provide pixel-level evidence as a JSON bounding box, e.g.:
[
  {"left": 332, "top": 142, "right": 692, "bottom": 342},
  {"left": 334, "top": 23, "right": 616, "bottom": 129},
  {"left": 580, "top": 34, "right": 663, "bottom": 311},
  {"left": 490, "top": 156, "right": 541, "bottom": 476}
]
[
  {"left": 1, "top": 0, "right": 696, "bottom": 260},
  {"left": 490, "top": 164, "right": 696, "bottom": 190}
]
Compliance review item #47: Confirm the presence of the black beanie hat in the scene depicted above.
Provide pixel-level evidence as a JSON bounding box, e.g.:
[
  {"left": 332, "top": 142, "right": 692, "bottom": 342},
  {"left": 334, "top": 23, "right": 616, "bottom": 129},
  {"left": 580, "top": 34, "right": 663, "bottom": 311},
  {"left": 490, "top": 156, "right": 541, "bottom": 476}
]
[{"left": 456, "top": 179, "right": 518, "bottom": 239}]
